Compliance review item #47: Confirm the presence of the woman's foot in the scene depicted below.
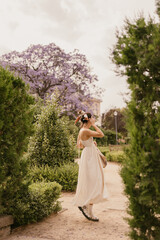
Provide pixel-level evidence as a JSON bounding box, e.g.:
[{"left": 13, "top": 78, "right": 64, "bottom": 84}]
[
  {"left": 88, "top": 204, "right": 99, "bottom": 222},
  {"left": 78, "top": 206, "right": 92, "bottom": 221},
  {"left": 78, "top": 204, "right": 99, "bottom": 222},
  {"left": 90, "top": 215, "right": 99, "bottom": 222}
]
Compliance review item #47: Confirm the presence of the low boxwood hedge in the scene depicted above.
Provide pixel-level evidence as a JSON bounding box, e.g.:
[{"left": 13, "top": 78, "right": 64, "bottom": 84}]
[
  {"left": 12, "top": 181, "right": 62, "bottom": 226},
  {"left": 29, "top": 162, "right": 79, "bottom": 192}
]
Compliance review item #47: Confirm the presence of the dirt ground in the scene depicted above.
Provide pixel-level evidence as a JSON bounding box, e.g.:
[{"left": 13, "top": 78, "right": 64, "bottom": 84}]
[{"left": 3, "top": 162, "right": 130, "bottom": 240}]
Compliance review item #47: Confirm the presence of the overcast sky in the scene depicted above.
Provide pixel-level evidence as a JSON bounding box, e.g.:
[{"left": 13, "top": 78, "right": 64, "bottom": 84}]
[{"left": 0, "top": 0, "right": 157, "bottom": 113}]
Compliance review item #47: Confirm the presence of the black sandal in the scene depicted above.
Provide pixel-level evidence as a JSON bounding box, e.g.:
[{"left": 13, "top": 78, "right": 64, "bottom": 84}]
[
  {"left": 90, "top": 215, "right": 99, "bottom": 222},
  {"left": 78, "top": 206, "right": 92, "bottom": 221},
  {"left": 78, "top": 206, "right": 99, "bottom": 222}
]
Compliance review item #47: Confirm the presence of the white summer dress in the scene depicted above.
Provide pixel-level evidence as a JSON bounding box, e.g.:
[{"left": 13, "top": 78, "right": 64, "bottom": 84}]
[{"left": 73, "top": 137, "right": 108, "bottom": 207}]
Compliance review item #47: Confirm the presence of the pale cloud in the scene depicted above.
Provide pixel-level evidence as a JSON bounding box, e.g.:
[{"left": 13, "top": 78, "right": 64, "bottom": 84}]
[{"left": 0, "top": 0, "right": 157, "bottom": 112}]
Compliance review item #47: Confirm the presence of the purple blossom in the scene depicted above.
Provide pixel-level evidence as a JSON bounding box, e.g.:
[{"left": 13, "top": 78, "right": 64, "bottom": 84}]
[{"left": 0, "top": 43, "right": 102, "bottom": 115}]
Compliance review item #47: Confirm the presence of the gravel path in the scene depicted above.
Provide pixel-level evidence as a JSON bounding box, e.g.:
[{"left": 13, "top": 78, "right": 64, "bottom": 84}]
[{"left": 3, "top": 162, "right": 130, "bottom": 240}]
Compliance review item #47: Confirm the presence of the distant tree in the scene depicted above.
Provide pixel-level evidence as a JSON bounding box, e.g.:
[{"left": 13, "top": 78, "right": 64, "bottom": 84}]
[
  {"left": 0, "top": 43, "right": 102, "bottom": 116},
  {"left": 156, "top": 0, "right": 160, "bottom": 16},
  {"left": 96, "top": 128, "right": 122, "bottom": 146},
  {"left": 102, "top": 108, "right": 127, "bottom": 136},
  {"left": 112, "top": 6, "right": 160, "bottom": 240}
]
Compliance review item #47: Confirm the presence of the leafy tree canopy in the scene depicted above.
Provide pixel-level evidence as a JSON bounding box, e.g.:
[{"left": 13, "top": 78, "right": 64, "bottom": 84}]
[
  {"left": 102, "top": 108, "right": 127, "bottom": 136},
  {"left": 0, "top": 43, "right": 102, "bottom": 116},
  {"left": 112, "top": 8, "right": 160, "bottom": 240}
]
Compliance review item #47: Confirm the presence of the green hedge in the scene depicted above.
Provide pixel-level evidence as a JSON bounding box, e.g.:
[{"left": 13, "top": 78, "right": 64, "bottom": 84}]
[
  {"left": 96, "top": 129, "right": 122, "bottom": 146},
  {"left": 54, "top": 163, "right": 78, "bottom": 192},
  {"left": 78, "top": 146, "right": 126, "bottom": 163},
  {"left": 12, "top": 181, "right": 62, "bottom": 226},
  {"left": 106, "top": 151, "right": 126, "bottom": 163},
  {"left": 98, "top": 146, "right": 109, "bottom": 156},
  {"left": 28, "top": 163, "right": 56, "bottom": 183},
  {"left": 112, "top": 9, "right": 160, "bottom": 238},
  {"left": 0, "top": 66, "right": 34, "bottom": 215},
  {"left": 29, "top": 162, "right": 79, "bottom": 192}
]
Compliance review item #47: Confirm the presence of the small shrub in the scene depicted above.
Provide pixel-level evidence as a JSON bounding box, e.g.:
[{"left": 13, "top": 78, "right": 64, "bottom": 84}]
[
  {"left": 28, "top": 162, "right": 79, "bottom": 192},
  {"left": 54, "top": 163, "right": 79, "bottom": 192},
  {"left": 12, "top": 181, "right": 62, "bottom": 226},
  {"left": 106, "top": 151, "right": 126, "bottom": 163},
  {"left": 98, "top": 146, "right": 109, "bottom": 156},
  {"left": 28, "top": 164, "right": 56, "bottom": 183}
]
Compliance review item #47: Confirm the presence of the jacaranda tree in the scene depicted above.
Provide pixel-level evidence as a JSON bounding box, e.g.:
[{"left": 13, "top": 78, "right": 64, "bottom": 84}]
[
  {"left": 112, "top": 3, "right": 160, "bottom": 240},
  {"left": 0, "top": 43, "right": 102, "bottom": 115}
]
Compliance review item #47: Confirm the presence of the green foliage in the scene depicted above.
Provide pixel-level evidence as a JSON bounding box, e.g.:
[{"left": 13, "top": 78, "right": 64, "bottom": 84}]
[
  {"left": 0, "top": 67, "right": 62, "bottom": 227},
  {"left": 28, "top": 99, "right": 77, "bottom": 167},
  {"left": 54, "top": 163, "right": 79, "bottom": 192},
  {"left": 106, "top": 151, "right": 125, "bottom": 163},
  {"left": 98, "top": 146, "right": 126, "bottom": 163},
  {"left": 112, "top": 10, "right": 160, "bottom": 240},
  {"left": 0, "top": 66, "right": 34, "bottom": 215},
  {"left": 98, "top": 147, "right": 109, "bottom": 157},
  {"left": 95, "top": 128, "right": 108, "bottom": 146},
  {"left": 96, "top": 128, "right": 122, "bottom": 146},
  {"left": 60, "top": 117, "right": 79, "bottom": 156},
  {"left": 31, "top": 97, "right": 45, "bottom": 123},
  {"left": 28, "top": 163, "right": 56, "bottom": 182},
  {"left": 29, "top": 162, "right": 79, "bottom": 192},
  {"left": 12, "top": 181, "right": 62, "bottom": 226},
  {"left": 156, "top": 0, "right": 160, "bottom": 18},
  {"left": 63, "top": 118, "right": 79, "bottom": 141}
]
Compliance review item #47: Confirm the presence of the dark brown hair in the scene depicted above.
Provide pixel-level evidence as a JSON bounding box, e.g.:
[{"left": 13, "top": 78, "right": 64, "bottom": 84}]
[{"left": 81, "top": 112, "right": 92, "bottom": 124}]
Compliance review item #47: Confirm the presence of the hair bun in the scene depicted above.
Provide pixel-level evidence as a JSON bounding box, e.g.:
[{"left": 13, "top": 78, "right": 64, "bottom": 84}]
[
  {"left": 75, "top": 110, "right": 85, "bottom": 125},
  {"left": 75, "top": 110, "right": 91, "bottom": 125},
  {"left": 78, "top": 110, "right": 85, "bottom": 115}
]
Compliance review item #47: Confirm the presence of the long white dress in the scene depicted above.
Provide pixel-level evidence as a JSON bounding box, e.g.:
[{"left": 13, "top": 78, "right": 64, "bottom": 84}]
[{"left": 73, "top": 137, "right": 108, "bottom": 207}]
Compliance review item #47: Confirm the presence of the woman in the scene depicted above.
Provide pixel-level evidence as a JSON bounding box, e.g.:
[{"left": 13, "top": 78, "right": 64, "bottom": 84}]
[{"left": 73, "top": 111, "right": 108, "bottom": 222}]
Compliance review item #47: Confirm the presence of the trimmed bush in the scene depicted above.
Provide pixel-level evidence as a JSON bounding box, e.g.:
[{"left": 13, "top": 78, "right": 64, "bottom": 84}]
[
  {"left": 54, "top": 163, "right": 79, "bottom": 192},
  {"left": 0, "top": 66, "right": 34, "bottom": 215},
  {"left": 98, "top": 146, "right": 126, "bottom": 163},
  {"left": 12, "top": 181, "right": 62, "bottom": 226},
  {"left": 98, "top": 146, "right": 109, "bottom": 156},
  {"left": 28, "top": 164, "right": 56, "bottom": 183},
  {"left": 28, "top": 99, "right": 77, "bottom": 167},
  {"left": 29, "top": 162, "right": 79, "bottom": 192},
  {"left": 106, "top": 151, "right": 126, "bottom": 163}
]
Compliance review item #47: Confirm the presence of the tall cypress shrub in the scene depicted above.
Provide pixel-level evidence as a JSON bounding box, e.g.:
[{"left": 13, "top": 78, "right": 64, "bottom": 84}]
[
  {"left": 0, "top": 66, "right": 34, "bottom": 214},
  {"left": 112, "top": 9, "right": 160, "bottom": 240},
  {"left": 28, "top": 99, "right": 77, "bottom": 168}
]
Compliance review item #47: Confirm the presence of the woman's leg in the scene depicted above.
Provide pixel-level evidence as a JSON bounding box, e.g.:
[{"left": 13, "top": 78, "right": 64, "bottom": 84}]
[{"left": 88, "top": 203, "right": 99, "bottom": 221}]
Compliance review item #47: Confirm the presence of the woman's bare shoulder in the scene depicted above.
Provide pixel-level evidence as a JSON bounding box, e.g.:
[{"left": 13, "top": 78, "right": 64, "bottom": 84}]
[
  {"left": 79, "top": 128, "right": 90, "bottom": 134},
  {"left": 79, "top": 128, "right": 91, "bottom": 138}
]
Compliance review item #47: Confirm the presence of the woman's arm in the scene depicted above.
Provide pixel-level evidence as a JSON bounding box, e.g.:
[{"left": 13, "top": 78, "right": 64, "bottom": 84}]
[{"left": 86, "top": 118, "right": 104, "bottom": 138}]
